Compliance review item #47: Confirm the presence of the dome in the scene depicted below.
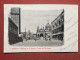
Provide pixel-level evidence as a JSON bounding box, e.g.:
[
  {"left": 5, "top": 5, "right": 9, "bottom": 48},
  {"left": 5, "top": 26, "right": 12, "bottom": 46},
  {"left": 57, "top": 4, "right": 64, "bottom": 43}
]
[
  {"left": 45, "top": 23, "right": 51, "bottom": 27},
  {"left": 45, "top": 23, "right": 52, "bottom": 30}
]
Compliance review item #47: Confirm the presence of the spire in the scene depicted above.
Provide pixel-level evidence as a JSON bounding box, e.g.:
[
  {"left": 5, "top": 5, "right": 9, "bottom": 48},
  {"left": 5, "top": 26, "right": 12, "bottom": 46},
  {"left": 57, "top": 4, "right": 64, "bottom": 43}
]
[
  {"left": 25, "top": 27, "right": 26, "bottom": 35},
  {"left": 25, "top": 27, "right": 26, "bottom": 39},
  {"left": 37, "top": 26, "right": 39, "bottom": 32},
  {"left": 37, "top": 25, "right": 39, "bottom": 29}
]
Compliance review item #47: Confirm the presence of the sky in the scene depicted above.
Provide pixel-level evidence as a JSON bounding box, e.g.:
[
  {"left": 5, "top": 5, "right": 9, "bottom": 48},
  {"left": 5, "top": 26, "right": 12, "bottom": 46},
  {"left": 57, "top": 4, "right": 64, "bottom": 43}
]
[{"left": 21, "top": 9, "right": 62, "bottom": 33}]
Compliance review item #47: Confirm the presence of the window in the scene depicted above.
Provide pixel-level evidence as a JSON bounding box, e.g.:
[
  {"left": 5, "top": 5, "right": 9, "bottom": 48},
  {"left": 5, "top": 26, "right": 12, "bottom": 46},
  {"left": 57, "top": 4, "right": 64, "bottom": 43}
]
[
  {"left": 55, "top": 23, "right": 57, "bottom": 27},
  {"left": 59, "top": 21, "right": 60, "bottom": 25}
]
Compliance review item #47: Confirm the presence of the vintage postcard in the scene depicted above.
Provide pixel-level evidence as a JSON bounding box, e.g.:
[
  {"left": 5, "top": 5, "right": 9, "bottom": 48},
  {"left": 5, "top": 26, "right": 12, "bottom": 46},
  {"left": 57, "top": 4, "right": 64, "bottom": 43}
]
[{"left": 4, "top": 4, "right": 78, "bottom": 53}]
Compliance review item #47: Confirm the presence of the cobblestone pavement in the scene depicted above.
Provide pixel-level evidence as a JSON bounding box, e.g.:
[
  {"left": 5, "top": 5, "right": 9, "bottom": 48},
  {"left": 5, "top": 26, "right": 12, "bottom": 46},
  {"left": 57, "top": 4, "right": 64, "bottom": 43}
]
[{"left": 12, "top": 39, "right": 64, "bottom": 46}]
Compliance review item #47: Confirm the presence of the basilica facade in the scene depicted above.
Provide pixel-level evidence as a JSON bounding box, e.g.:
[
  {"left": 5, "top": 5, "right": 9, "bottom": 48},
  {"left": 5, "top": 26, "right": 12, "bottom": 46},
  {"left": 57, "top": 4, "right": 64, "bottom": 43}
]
[{"left": 36, "top": 22, "right": 52, "bottom": 40}]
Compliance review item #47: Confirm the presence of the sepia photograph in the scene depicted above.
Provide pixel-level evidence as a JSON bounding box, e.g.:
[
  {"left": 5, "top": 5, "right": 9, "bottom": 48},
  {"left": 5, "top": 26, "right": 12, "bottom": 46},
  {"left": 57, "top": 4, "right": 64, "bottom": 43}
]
[{"left": 4, "top": 4, "right": 78, "bottom": 53}]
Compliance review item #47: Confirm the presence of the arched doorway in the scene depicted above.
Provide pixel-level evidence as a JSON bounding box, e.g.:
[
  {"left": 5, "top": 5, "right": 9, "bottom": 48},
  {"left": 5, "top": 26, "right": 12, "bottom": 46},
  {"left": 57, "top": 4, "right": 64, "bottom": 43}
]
[{"left": 40, "top": 33, "right": 43, "bottom": 37}]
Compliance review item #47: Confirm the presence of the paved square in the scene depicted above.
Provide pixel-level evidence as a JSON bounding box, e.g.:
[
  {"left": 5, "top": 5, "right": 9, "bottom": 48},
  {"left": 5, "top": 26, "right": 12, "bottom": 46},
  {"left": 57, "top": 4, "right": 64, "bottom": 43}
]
[{"left": 13, "top": 39, "right": 64, "bottom": 46}]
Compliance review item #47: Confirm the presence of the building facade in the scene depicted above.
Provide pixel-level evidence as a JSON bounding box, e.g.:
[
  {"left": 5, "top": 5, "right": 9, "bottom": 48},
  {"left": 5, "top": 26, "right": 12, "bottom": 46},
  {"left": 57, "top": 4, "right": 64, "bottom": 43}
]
[
  {"left": 8, "top": 17, "right": 18, "bottom": 44},
  {"left": 8, "top": 8, "right": 22, "bottom": 44},
  {"left": 10, "top": 8, "right": 21, "bottom": 34},
  {"left": 36, "top": 22, "right": 52, "bottom": 40},
  {"left": 51, "top": 9, "right": 64, "bottom": 40}
]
